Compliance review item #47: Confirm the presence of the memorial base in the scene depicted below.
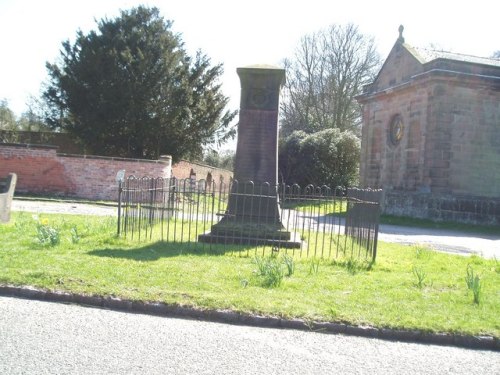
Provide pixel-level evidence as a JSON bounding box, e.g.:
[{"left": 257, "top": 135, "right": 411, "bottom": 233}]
[{"left": 198, "top": 220, "right": 302, "bottom": 249}]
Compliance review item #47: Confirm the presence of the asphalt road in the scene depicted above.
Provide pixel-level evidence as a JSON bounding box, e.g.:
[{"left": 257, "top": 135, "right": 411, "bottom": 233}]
[
  {"left": 1, "top": 296, "right": 498, "bottom": 375},
  {"left": 11, "top": 199, "right": 500, "bottom": 258}
]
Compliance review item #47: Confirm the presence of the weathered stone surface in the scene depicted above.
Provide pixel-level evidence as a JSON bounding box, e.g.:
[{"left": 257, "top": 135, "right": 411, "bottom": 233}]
[
  {"left": 233, "top": 66, "right": 285, "bottom": 185},
  {"left": 0, "top": 173, "right": 17, "bottom": 223},
  {"left": 384, "top": 191, "right": 500, "bottom": 225}
]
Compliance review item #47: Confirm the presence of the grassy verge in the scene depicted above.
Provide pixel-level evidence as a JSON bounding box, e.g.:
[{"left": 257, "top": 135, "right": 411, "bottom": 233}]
[
  {"left": 282, "top": 200, "right": 347, "bottom": 216},
  {"left": 1, "top": 212, "right": 499, "bottom": 337}
]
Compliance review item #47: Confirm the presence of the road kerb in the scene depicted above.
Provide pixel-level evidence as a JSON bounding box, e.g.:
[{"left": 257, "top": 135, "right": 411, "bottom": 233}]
[{"left": 1, "top": 284, "right": 498, "bottom": 351}]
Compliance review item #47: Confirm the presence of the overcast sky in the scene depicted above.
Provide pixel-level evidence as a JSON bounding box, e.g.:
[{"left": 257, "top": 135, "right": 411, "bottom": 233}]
[{"left": 1, "top": 0, "right": 498, "bottom": 139}]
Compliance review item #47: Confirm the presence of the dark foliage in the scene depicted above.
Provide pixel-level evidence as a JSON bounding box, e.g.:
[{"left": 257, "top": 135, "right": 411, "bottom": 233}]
[
  {"left": 279, "top": 128, "right": 360, "bottom": 187},
  {"left": 43, "top": 6, "right": 236, "bottom": 160}
]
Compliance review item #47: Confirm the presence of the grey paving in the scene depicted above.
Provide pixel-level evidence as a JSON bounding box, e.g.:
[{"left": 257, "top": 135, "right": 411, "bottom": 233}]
[
  {"left": 1, "top": 296, "right": 498, "bottom": 375},
  {"left": 12, "top": 199, "right": 116, "bottom": 217}
]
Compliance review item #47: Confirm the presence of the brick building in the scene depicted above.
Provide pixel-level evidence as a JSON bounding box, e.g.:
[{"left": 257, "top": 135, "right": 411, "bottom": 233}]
[{"left": 356, "top": 26, "right": 500, "bottom": 224}]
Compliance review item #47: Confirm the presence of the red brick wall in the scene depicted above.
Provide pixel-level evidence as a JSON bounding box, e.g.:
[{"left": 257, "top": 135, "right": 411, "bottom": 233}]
[
  {"left": 0, "top": 144, "right": 172, "bottom": 200},
  {"left": 172, "top": 160, "right": 233, "bottom": 186},
  {"left": 0, "top": 144, "right": 233, "bottom": 200},
  {"left": 0, "top": 145, "right": 73, "bottom": 195}
]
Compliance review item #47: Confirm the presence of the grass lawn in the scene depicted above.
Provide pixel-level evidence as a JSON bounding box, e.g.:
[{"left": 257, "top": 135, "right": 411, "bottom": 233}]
[
  {"left": 282, "top": 199, "right": 348, "bottom": 216},
  {"left": 1, "top": 211, "right": 499, "bottom": 337}
]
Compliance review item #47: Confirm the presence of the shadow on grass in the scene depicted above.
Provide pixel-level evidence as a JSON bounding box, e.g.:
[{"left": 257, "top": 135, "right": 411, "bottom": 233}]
[
  {"left": 88, "top": 241, "right": 256, "bottom": 261},
  {"left": 330, "top": 257, "right": 375, "bottom": 275}
]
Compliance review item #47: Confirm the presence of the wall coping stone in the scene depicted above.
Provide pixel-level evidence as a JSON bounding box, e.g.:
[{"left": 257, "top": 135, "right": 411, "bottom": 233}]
[
  {"left": 57, "top": 153, "right": 171, "bottom": 164},
  {"left": 1, "top": 143, "right": 171, "bottom": 164},
  {"left": 0, "top": 143, "right": 58, "bottom": 150}
]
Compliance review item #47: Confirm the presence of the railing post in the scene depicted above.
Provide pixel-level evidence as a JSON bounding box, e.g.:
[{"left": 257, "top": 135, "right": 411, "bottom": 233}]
[{"left": 117, "top": 179, "right": 122, "bottom": 236}]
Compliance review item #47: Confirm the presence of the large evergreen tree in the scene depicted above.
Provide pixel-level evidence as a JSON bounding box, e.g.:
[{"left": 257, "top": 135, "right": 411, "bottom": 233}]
[{"left": 43, "top": 6, "right": 236, "bottom": 160}]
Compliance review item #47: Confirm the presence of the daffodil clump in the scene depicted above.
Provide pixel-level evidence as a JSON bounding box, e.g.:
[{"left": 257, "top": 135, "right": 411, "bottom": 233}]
[{"left": 34, "top": 215, "right": 60, "bottom": 246}]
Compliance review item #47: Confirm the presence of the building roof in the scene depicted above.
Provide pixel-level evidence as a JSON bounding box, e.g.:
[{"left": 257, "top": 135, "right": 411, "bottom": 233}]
[
  {"left": 407, "top": 46, "right": 500, "bottom": 68},
  {"left": 358, "top": 26, "right": 500, "bottom": 98}
]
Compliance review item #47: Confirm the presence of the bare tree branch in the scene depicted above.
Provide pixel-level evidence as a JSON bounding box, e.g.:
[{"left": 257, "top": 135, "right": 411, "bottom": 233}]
[{"left": 280, "top": 24, "right": 381, "bottom": 137}]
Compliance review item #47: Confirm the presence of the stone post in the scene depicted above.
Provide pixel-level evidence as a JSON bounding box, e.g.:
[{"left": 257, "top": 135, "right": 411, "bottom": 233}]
[{"left": 0, "top": 173, "right": 17, "bottom": 223}]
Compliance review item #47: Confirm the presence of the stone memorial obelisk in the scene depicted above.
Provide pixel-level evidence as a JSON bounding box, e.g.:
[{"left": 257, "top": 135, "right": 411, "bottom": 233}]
[
  {"left": 233, "top": 65, "right": 284, "bottom": 186},
  {"left": 199, "top": 65, "right": 300, "bottom": 247}
]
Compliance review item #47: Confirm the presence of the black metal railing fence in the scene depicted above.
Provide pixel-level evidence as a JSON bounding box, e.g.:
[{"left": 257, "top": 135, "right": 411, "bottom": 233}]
[{"left": 117, "top": 176, "right": 381, "bottom": 261}]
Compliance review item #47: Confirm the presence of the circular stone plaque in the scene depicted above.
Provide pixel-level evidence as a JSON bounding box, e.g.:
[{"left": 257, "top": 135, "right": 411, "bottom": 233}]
[
  {"left": 249, "top": 88, "right": 270, "bottom": 108},
  {"left": 389, "top": 115, "right": 404, "bottom": 145}
]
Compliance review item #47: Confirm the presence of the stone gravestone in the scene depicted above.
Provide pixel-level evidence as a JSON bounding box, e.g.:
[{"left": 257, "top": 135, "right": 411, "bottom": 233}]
[
  {"left": 0, "top": 173, "right": 17, "bottom": 223},
  {"left": 199, "top": 65, "right": 300, "bottom": 247}
]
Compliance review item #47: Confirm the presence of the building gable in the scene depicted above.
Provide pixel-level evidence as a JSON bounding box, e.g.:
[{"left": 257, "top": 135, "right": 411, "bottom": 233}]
[{"left": 368, "top": 28, "right": 424, "bottom": 93}]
